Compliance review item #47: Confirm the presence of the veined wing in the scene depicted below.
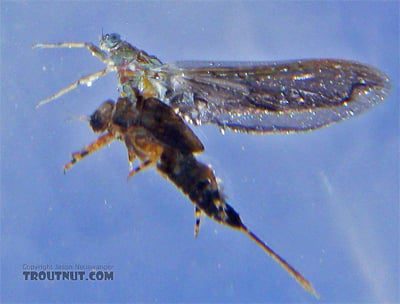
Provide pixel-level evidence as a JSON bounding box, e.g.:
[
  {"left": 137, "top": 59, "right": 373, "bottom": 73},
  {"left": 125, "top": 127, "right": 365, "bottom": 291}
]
[{"left": 163, "top": 59, "right": 390, "bottom": 133}]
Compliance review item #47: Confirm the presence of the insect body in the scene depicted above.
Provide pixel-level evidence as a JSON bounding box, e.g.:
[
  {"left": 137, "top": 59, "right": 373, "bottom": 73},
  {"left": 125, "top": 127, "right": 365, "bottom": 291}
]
[
  {"left": 34, "top": 33, "right": 390, "bottom": 298},
  {"left": 63, "top": 91, "right": 317, "bottom": 296}
]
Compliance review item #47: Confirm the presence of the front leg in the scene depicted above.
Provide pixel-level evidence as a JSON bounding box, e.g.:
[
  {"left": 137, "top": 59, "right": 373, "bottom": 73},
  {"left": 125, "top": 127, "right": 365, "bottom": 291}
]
[
  {"left": 36, "top": 67, "right": 111, "bottom": 108},
  {"left": 33, "top": 42, "right": 109, "bottom": 64},
  {"left": 64, "top": 132, "right": 115, "bottom": 172}
]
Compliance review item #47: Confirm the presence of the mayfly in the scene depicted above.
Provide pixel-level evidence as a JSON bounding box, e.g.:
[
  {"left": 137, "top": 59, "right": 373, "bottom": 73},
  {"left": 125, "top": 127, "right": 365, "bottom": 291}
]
[{"left": 34, "top": 33, "right": 390, "bottom": 298}]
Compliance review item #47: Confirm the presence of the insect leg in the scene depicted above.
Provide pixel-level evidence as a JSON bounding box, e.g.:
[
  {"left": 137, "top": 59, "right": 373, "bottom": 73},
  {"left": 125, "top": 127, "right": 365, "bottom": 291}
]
[
  {"left": 127, "top": 151, "right": 136, "bottom": 171},
  {"left": 33, "top": 42, "right": 109, "bottom": 64},
  {"left": 194, "top": 207, "right": 202, "bottom": 238},
  {"left": 127, "top": 159, "right": 155, "bottom": 180},
  {"left": 37, "top": 67, "right": 111, "bottom": 108},
  {"left": 122, "top": 135, "right": 137, "bottom": 171},
  {"left": 64, "top": 132, "right": 115, "bottom": 172}
]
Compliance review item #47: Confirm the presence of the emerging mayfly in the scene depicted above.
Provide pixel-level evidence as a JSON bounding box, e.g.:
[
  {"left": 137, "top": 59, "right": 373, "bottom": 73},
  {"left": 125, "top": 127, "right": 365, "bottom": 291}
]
[{"left": 34, "top": 33, "right": 390, "bottom": 298}]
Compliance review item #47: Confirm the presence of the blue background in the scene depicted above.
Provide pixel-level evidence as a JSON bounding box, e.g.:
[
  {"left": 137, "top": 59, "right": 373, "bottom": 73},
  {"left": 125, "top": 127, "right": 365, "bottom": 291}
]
[{"left": 1, "top": 1, "right": 398, "bottom": 302}]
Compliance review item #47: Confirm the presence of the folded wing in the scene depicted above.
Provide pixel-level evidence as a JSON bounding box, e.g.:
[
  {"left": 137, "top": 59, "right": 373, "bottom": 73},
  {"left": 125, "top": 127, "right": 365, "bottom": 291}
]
[{"left": 164, "top": 59, "right": 390, "bottom": 133}]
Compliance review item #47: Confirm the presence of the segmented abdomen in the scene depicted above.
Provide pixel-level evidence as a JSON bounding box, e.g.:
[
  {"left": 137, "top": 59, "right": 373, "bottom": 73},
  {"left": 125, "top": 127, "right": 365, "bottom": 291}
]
[{"left": 157, "top": 147, "right": 243, "bottom": 228}]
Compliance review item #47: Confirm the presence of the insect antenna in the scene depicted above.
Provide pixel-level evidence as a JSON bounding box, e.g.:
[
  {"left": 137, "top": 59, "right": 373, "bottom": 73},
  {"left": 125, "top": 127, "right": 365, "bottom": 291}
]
[
  {"left": 240, "top": 225, "right": 319, "bottom": 298},
  {"left": 64, "top": 114, "right": 90, "bottom": 123}
]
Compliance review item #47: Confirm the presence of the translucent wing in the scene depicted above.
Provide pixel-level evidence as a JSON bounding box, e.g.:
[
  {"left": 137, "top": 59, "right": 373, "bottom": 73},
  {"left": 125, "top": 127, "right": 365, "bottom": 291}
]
[{"left": 163, "top": 59, "right": 390, "bottom": 133}]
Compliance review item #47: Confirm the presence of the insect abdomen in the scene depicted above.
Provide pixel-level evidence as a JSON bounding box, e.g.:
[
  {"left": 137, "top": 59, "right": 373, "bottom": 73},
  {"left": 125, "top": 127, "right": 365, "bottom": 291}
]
[{"left": 157, "top": 147, "right": 243, "bottom": 228}]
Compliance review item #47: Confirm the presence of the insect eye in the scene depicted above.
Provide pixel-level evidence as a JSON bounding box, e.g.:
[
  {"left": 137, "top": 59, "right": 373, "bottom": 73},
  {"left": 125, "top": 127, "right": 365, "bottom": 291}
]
[
  {"left": 100, "top": 33, "right": 121, "bottom": 49},
  {"left": 110, "top": 33, "right": 119, "bottom": 40},
  {"left": 109, "top": 33, "right": 120, "bottom": 45}
]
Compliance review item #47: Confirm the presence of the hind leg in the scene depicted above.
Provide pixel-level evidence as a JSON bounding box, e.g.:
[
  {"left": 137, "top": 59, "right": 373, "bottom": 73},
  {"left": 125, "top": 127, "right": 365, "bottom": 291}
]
[{"left": 127, "top": 159, "right": 156, "bottom": 179}]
